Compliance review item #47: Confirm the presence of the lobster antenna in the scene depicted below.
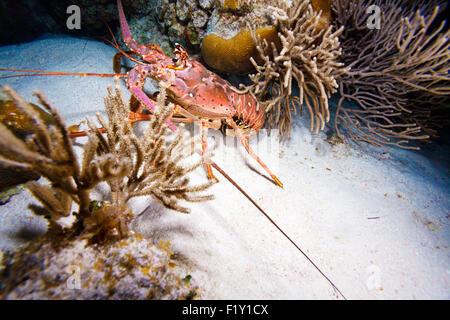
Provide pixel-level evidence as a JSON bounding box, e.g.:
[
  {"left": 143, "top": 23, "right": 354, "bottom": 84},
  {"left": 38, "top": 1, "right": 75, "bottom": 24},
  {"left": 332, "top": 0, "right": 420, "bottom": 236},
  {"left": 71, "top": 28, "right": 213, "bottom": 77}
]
[
  {"left": 207, "top": 158, "right": 347, "bottom": 300},
  {"left": 102, "top": 19, "right": 147, "bottom": 66},
  {"left": 0, "top": 68, "right": 126, "bottom": 80}
]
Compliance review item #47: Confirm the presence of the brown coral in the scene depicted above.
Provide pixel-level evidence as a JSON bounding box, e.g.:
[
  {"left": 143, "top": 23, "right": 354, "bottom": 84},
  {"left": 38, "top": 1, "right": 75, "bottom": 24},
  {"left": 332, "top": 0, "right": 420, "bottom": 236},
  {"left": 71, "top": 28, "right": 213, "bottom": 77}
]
[
  {"left": 201, "top": 0, "right": 279, "bottom": 74},
  {"left": 201, "top": 0, "right": 333, "bottom": 75},
  {"left": 86, "top": 79, "right": 215, "bottom": 215},
  {"left": 311, "top": 0, "right": 333, "bottom": 31},
  {"left": 0, "top": 94, "right": 45, "bottom": 191},
  {"left": 235, "top": 0, "right": 346, "bottom": 137},
  {"left": 0, "top": 86, "right": 101, "bottom": 228},
  {"left": 0, "top": 82, "right": 212, "bottom": 300},
  {"left": 0, "top": 80, "right": 214, "bottom": 240},
  {"left": 202, "top": 27, "right": 279, "bottom": 75}
]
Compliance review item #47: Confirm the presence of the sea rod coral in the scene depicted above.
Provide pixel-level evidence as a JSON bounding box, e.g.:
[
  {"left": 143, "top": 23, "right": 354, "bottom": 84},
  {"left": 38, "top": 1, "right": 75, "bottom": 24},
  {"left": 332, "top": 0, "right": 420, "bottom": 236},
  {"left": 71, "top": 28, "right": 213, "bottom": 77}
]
[
  {"left": 333, "top": 0, "right": 450, "bottom": 149},
  {"left": 234, "top": 0, "right": 347, "bottom": 137}
]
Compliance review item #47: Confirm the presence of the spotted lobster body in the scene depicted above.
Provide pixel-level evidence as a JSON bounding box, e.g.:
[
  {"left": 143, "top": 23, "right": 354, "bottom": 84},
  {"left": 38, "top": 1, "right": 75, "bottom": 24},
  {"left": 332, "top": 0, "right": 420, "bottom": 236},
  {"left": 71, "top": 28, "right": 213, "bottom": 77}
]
[
  {"left": 167, "top": 59, "right": 265, "bottom": 137},
  {"left": 127, "top": 45, "right": 265, "bottom": 138}
]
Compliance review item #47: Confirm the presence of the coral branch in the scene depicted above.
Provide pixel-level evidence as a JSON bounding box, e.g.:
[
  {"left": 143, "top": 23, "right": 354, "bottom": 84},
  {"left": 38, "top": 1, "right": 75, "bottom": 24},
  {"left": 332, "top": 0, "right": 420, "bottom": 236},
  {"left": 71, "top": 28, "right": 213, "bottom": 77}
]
[
  {"left": 0, "top": 80, "right": 213, "bottom": 241},
  {"left": 236, "top": 0, "right": 346, "bottom": 137},
  {"left": 333, "top": 0, "right": 449, "bottom": 149}
]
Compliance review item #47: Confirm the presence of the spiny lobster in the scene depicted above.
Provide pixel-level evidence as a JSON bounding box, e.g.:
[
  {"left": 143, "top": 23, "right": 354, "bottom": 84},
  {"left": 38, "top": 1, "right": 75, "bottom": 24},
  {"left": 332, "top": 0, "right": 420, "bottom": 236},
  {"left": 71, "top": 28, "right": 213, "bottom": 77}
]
[
  {"left": 118, "top": 0, "right": 283, "bottom": 188},
  {"left": 0, "top": 0, "right": 346, "bottom": 299}
]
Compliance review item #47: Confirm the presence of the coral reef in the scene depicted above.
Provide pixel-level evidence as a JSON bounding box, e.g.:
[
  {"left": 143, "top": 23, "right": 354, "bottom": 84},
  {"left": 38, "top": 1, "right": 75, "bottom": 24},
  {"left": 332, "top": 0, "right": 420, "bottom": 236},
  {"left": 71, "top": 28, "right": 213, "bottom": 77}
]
[
  {"left": 200, "top": 0, "right": 333, "bottom": 74},
  {"left": 116, "top": 15, "right": 173, "bottom": 58},
  {"left": 156, "top": 0, "right": 212, "bottom": 51},
  {"left": 235, "top": 0, "right": 346, "bottom": 137},
  {"left": 201, "top": 0, "right": 279, "bottom": 74},
  {"left": 201, "top": 27, "right": 279, "bottom": 75},
  {"left": 119, "top": 0, "right": 334, "bottom": 76},
  {"left": 116, "top": 0, "right": 212, "bottom": 59},
  {"left": 333, "top": 0, "right": 450, "bottom": 149},
  {"left": 0, "top": 234, "right": 197, "bottom": 299},
  {"left": 0, "top": 80, "right": 213, "bottom": 238},
  {"left": 0, "top": 80, "right": 214, "bottom": 299}
]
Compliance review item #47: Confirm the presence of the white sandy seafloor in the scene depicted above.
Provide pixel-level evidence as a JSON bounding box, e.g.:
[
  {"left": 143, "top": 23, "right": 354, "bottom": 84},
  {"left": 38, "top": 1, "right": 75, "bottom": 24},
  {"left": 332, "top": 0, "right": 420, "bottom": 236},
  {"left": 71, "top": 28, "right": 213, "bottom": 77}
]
[{"left": 0, "top": 36, "right": 449, "bottom": 300}]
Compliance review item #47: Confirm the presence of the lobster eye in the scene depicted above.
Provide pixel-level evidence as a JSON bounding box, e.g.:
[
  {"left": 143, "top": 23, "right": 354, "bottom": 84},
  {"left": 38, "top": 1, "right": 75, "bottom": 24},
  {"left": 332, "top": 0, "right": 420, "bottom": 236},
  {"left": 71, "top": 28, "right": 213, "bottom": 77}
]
[{"left": 172, "top": 57, "right": 179, "bottom": 64}]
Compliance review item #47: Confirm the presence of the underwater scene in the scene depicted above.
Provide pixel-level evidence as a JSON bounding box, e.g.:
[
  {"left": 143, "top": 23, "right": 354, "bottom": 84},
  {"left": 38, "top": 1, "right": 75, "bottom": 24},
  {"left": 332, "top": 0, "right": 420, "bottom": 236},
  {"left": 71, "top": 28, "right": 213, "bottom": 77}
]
[{"left": 0, "top": 0, "right": 448, "bottom": 301}]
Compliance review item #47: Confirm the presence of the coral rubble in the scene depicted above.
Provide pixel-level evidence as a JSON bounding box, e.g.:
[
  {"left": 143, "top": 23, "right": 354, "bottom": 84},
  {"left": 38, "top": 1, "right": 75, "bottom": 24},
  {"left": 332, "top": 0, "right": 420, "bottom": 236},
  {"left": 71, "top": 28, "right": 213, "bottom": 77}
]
[
  {"left": 1, "top": 234, "right": 197, "bottom": 299},
  {"left": 120, "top": 0, "right": 334, "bottom": 76}
]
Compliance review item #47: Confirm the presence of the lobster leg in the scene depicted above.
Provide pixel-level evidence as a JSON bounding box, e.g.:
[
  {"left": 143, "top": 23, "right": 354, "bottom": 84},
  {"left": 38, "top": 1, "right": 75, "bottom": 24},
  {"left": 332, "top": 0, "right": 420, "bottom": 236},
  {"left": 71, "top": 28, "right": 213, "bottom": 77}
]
[
  {"left": 226, "top": 119, "right": 283, "bottom": 188},
  {"left": 201, "top": 122, "right": 219, "bottom": 182},
  {"left": 126, "top": 68, "right": 179, "bottom": 132},
  {"left": 130, "top": 90, "right": 202, "bottom": 125},
  {"left": 128, "top": 103, "right": 198, "bottom": 125},
  {"left": 113, "top": 51, "right": 135, "bottom": 73}
]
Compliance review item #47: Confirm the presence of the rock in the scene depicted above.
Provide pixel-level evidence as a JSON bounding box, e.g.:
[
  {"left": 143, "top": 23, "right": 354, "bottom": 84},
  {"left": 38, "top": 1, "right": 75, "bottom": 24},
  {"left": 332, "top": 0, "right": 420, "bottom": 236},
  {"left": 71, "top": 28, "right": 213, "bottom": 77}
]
[
  {"left": 192, "top": 10, "right": 209, "bottom": 29},
  {"left": 199, "top": 0, "right": 214, "bottom": 10},
  {"left": 176, "top": 0, "right": 193, "bottom": 22},
  {"left": 0, "top": 234, "right": 198, "bottom": 299}
]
